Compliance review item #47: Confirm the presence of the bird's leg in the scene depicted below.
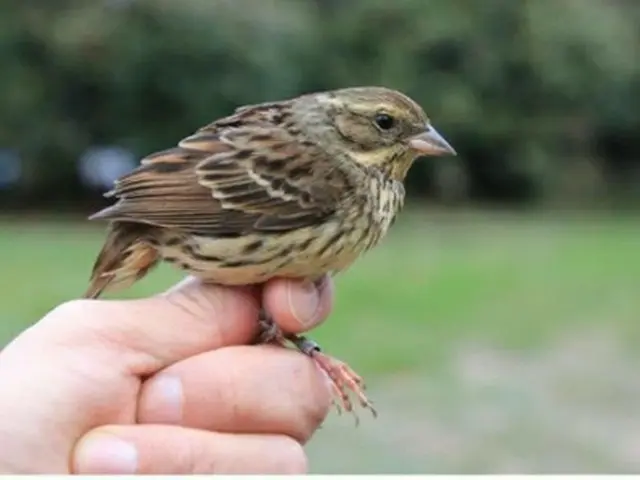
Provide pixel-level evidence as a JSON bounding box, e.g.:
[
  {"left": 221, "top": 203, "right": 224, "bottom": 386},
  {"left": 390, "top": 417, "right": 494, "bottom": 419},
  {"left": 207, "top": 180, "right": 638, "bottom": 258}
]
[
  {"left": 255, "top": 309, "right": 377, "bottom": 419},
  {"left": 256, "top": 309, "right": 287, "bottom": 346}
]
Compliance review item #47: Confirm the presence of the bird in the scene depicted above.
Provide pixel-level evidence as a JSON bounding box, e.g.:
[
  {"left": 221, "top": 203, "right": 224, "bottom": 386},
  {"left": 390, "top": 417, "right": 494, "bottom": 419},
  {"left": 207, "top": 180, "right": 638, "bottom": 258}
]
[{"left": 84, "top": 86, "right": 456, "bottom": 418}]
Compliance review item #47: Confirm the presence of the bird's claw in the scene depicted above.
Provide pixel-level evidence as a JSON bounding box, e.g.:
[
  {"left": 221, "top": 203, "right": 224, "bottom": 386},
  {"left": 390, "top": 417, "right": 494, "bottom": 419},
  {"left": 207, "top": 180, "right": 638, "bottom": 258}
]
[
  {"left": 309, "top": 350, "right": 377, "bottom": 421},
  {"left": 259, "top": 317, "right": 377, "bottom": 422}
]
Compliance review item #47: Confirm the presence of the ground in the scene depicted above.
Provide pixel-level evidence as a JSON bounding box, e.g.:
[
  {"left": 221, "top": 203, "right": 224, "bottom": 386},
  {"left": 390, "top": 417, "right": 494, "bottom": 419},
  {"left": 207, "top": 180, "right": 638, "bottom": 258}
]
[{"left": 1, "top": 209, "right": 639, "bottom": 473}]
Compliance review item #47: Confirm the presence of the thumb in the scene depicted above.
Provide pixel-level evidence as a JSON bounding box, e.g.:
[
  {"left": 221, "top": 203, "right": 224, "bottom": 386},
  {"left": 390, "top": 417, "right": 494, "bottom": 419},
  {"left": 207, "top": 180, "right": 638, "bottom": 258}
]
[{"left": 262, "top": 275, "right": 334, "bottom": 335}]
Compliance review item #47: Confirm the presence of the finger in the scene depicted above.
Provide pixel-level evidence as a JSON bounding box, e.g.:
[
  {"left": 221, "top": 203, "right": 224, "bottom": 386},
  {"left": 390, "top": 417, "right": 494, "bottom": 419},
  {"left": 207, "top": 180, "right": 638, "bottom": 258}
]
[
  {"left": 137, "top": 345, "right": 331, "bottom": 443},
  {"left": 72, "top": 425, "right": 307, "bottom": 474},
  {"left": 30, "top": 277, "right": 261, "bottom": 377},
  {"left": 262, "top": 275, "right": 333, "bottom": 334}
]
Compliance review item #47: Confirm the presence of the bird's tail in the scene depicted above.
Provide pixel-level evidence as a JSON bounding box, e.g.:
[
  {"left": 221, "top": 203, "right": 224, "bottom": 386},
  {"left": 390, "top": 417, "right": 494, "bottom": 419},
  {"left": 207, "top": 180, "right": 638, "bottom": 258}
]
[{"left": 84, "top": 222, "right": 160, "bottom": 299}]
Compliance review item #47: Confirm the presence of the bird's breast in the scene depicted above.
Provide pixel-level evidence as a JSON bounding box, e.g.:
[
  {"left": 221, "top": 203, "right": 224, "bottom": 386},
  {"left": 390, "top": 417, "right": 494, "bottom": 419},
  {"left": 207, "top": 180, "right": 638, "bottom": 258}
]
[
  {"left": 154, "top": 180, "right": 404, "bottom": 285},
  {"left": 373, "top": 182, "right": 403, "bottom": 232},
  {"left": 156, "top": 221, "right": 369, "bottom": 285},
  {"left": 359, "top": 177, "right": 404, "bottom": 251}
]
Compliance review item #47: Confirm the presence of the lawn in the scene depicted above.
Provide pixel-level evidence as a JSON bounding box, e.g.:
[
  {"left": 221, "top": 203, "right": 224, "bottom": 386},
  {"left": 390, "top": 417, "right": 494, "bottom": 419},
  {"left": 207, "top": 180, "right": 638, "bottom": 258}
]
[{"left": 1, "top": 209, "right": 639, "bottom": 472}]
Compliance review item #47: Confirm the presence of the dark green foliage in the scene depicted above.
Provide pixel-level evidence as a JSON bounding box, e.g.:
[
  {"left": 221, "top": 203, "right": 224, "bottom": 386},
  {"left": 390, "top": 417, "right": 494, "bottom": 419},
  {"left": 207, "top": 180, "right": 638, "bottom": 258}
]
[{"left": 1, "top": 0, "right": 639, "bottom": 206}]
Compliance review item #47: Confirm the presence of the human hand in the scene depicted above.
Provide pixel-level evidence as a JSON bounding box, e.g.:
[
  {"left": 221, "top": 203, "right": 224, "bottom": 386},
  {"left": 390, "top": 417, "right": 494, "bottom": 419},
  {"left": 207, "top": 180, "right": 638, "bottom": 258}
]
[{"left": 0, "top": 277, "right": 333, "bottom": 473}]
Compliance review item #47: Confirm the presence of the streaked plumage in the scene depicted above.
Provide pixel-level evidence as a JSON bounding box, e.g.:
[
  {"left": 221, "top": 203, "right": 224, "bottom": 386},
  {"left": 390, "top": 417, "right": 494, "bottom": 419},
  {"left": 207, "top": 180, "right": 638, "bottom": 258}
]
[{"left": 85, "top": 86, "right": 456, "bottom": 417}]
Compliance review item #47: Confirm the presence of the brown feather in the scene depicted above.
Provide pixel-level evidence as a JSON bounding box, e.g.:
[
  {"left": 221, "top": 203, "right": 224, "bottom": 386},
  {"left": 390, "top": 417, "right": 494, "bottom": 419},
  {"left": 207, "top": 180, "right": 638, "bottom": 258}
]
[
  {"left": 84, "top": 223, "right": 159, "bottom": 299},
  {"left": 89, "top": 102, "right": 348, "bottom": 238}
]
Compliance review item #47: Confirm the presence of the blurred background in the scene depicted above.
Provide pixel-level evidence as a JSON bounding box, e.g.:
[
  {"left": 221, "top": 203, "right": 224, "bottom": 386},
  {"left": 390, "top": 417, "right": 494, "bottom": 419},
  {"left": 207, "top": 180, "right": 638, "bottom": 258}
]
[{"left": 1, "top": 0, "right": 639, "bottom": 473}]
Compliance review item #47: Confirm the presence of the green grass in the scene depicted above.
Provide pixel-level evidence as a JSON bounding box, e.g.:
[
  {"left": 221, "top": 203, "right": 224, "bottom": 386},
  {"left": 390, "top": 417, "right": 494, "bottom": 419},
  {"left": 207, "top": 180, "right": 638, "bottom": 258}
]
[{"left": 2, "top": 210, "right": 638, "bottom": 377}]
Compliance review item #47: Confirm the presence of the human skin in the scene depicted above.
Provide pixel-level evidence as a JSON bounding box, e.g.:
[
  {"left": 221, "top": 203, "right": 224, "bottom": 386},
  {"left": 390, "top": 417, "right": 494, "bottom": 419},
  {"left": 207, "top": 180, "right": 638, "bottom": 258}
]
[{"left": 0, "top": 276, "right": 333, "bottom": 474}]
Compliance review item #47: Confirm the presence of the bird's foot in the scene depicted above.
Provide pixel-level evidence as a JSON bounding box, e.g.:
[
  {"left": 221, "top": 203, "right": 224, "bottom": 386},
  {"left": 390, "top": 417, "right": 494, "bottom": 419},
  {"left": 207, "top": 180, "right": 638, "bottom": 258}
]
[
  {"left": 287, "top": 334, "right": 377, "bottom": 423},
  {"left": 255, "top": 310, "right": 376, "bottom": 421}
]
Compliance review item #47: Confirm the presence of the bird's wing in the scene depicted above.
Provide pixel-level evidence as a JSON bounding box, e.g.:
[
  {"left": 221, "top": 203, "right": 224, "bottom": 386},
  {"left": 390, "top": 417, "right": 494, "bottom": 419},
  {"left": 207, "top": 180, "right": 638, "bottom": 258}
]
[{"left": 90, "top": 107, "right": 350, "bottom": 237}]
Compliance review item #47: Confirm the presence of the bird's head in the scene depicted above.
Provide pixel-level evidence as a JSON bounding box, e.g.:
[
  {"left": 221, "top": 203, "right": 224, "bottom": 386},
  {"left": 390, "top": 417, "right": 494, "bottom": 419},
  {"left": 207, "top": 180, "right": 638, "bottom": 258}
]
[{"left": 296, "top": 86, "right": 456, "bottom": 181}]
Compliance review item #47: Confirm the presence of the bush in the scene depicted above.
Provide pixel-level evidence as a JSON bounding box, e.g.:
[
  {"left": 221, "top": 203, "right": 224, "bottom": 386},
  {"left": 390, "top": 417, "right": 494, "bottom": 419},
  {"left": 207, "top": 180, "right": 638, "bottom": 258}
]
[{"left": 1, "top": 0, "right": 639, "bottom": 206}]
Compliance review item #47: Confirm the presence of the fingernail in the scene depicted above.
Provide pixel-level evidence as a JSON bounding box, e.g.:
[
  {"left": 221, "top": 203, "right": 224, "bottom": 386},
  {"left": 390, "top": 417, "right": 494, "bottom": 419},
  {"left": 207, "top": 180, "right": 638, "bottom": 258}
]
[
  {"left": 143, "top": 374, "right": 184, "bottom": 424},
  {"left": 288, "top": 280, "right": 321, "bottom": 327},
  {"left": 75, "top": 433, "right": 138, "bottom": 474}
]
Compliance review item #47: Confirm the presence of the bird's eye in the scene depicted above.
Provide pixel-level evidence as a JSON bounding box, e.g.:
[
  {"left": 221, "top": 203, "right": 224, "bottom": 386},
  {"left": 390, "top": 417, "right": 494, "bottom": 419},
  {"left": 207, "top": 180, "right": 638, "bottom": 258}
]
[{"left": 374, "top": 113, "right": 395, "bottom": 131}]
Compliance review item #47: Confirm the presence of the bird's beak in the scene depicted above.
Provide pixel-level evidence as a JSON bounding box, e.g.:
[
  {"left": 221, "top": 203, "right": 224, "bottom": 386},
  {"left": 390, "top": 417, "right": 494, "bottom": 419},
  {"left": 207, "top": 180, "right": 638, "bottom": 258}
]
[{"left": 408, "top": 127, "right": 456, "bottom": 156}]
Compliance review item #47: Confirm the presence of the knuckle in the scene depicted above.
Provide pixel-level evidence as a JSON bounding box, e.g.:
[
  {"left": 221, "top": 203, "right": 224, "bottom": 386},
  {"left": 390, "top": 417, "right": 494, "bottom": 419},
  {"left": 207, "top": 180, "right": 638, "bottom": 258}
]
[
  {"left": 163, "top": 285, "right": 224, "bottom": 325},
  {"left": 161, "top": 285, "right": 231, "bottom": 344},
  {"left": 183, "top": 435, "right": 209, "bottom": 473},
  {"left": 162, "top": 283, "right": 259, "bottom": 344},
  {"left": 173, "top": 429, "right": 225, "bottom": 474}
]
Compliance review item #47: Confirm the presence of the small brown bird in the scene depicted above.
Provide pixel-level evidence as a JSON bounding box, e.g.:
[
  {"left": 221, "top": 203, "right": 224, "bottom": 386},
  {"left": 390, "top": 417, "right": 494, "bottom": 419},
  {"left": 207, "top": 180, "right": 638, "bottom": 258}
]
[{"left": 85, "top": 86, "right": 456, "bottom": 417}]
